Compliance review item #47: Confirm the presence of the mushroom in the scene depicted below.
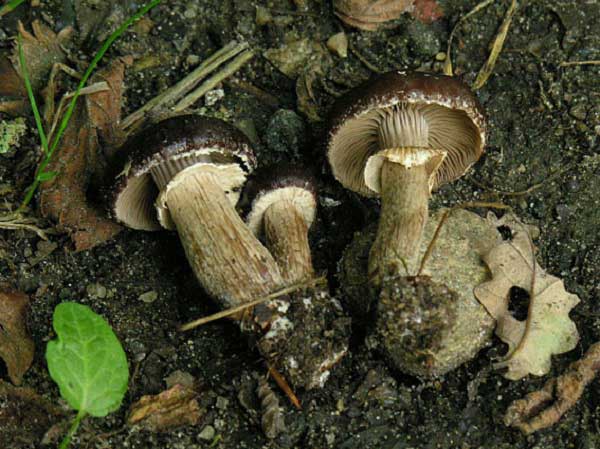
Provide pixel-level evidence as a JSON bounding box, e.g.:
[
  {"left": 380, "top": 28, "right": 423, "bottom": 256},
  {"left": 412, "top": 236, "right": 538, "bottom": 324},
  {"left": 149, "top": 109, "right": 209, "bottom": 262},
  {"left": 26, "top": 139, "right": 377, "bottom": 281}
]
[
  {"left": 106, "top": 115, "right": 284, "bottom": 313},
  {"left": 245, "top": 166, "right": 318, "bottom": 285},
  {"left": 327, "top": 71, "right": 486, "bottom": 284},
  {"left": 244, "top": 166, "right": 351, "bottom": 389},
  {"left": 106, "top": 117, "right": 349, "bottom": 390}
]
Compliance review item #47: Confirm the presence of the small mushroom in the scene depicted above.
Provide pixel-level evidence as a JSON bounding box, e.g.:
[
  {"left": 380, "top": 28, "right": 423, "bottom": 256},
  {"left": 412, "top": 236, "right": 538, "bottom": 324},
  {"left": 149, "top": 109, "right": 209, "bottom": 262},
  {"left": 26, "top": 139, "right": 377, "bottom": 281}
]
[
  {"left": 327, "top": 71, "right": 486, "bottom": 284},
  {"left": 106, "top": 115, "right": 284, "bottom": 313},
  {"left": 244, "top": 166, "right": 351, "bottom": 389},
  {"left": 245, "top": 166, "right": 318, "bottom": 285}
]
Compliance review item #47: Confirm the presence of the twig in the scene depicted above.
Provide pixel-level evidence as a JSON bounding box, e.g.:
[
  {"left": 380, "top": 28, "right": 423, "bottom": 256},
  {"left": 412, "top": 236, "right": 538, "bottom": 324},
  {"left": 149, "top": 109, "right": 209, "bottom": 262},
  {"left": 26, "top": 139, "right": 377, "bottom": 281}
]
[
  {"left": 505, "top": 342, "right": 600, "bottom": 434},
  {"left": 225, "top": 78, "right": 280, "bottom": 108},
  {"left": 173, "top": 50, "right": 254, "bottom": 111},
  {"left": 46, "top": 82, "right": 110, "bottom": 144},
  {"left": 560, "top": 60, "right": 600, "bottom": 67},
  {"left": 349, "top": 42, "right": 384, "bottom": 74},
  {"left": 417, "top": 201, "right": 510, "bottom": 276},
  {"left": 0, "top": 217, "right": 48, "bottom": 240},
  {"left": 472, "top": 0, "right": 519, "bottom": 89},
  {"left": 178, "top": 277, "right": 326, "bottom": 331},
  {"left": 444, "top": 0, "right": 495, "bottom": 76},
  {"left": 268, "top": 365, "right": 302, "bottom": 410},
  {"left": 121, "top": 41, "right": 249, "bottom": 130},
  {"left": 43, "top": 62, "right": 83, "bottom": 128}
]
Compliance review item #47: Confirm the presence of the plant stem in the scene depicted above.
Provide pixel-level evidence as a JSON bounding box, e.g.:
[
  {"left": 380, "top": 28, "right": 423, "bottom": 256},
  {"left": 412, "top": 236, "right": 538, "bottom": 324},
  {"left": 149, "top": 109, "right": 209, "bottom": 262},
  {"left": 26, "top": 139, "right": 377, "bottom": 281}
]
[{"left": 59, "top": 410, "right": 86, "bottom": 449}]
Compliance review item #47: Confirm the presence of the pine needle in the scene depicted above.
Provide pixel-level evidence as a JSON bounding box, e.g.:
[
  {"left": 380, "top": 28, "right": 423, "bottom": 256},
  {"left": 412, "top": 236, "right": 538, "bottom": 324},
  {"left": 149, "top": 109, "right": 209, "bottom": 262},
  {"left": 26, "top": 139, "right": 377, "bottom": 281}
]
[
  {"left": 472, "top": 0, "right": 519, "bottom": 90},
  {"left": 444, "top": 0, "right": 495, "bottom": 76},
  {"left": 178, "top": 277, "right": 327, "bottom": 331}
]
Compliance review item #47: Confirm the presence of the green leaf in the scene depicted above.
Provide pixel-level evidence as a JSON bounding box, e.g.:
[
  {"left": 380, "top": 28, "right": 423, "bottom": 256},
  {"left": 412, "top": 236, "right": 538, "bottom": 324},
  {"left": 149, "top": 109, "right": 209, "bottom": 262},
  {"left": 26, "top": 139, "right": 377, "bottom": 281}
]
[
  {"left": 46, "top": 302, "right": 129, "bottom": 417},
  {"left": 36, "top": 171, "right": 58, "bottom": 182}
]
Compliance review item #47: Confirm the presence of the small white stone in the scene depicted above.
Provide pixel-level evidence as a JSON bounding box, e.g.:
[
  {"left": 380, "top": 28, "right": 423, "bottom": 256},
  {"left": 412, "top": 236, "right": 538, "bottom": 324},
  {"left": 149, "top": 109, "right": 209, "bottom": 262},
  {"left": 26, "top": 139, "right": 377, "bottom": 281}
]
[
  {"left": 327, "top": 32, "right": 348, "bottom": 58},
  {"left": 138, "top": 290, "right": 158, "bottom": 303}
]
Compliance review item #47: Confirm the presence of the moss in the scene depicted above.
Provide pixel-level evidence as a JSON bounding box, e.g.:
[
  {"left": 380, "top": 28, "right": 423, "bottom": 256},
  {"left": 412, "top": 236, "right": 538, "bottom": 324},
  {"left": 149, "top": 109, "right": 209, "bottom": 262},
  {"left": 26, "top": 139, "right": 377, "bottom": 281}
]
[{"left": 0, "top": 118, "right": 27, "bottom": 155}]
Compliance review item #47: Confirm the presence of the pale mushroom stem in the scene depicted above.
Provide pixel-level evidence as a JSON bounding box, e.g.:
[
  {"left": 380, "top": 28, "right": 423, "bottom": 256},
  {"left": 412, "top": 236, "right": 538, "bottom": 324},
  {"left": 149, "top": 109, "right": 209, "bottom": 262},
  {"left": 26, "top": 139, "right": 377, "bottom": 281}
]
[
  {"left": 368, "top": 159, "right": 430, "bottom": 284},
  {"left": 264, "top": 199, "right": 315, "bottom": 285},
  {"left": 165, "top": 170, "right": 285, "bottom": 309}
]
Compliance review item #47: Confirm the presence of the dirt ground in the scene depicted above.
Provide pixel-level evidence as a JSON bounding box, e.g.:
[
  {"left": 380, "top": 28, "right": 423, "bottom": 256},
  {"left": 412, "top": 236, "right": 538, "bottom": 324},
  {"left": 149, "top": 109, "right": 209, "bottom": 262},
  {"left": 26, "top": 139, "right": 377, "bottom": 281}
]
[{"left": 1, "top": 0, "right": 600, "bottom": 448}]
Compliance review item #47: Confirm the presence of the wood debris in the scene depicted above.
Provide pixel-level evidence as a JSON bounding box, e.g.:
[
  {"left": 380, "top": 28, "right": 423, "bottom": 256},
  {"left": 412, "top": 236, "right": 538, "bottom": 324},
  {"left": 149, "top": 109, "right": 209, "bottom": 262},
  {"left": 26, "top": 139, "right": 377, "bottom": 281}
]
[
  {"left": 0, "top": 290, "right": 34, "bottom": 385},
  {"left": 128, "top": 383, "right": 203, "bottom": 432},
  {"left": 505, "top": 342, "right": 600, "bottom": 434},
  {"left": 474, "top": 214, "right": 580, "bottom": 380}
]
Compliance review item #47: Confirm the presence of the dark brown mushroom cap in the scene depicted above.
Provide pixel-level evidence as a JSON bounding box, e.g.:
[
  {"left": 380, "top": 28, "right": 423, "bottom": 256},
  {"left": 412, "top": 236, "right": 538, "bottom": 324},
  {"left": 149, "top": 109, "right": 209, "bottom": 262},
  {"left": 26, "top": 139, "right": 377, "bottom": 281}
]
[
  {"left": 244, "top": 165, "right": 318, "bottom": 236},
  {"left": 107, "top": 115, "right": 256, "bottom": 231},
  {"left": 327, "top": 71, "right": 486, "bottom": 197}
]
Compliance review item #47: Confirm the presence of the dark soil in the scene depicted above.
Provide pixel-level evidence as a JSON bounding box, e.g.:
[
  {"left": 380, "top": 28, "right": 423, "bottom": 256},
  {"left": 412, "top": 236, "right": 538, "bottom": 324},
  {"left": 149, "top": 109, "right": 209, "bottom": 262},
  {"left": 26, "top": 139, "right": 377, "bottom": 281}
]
[{"left": 1, "top": 0, "right": 599, "bottom": 448}]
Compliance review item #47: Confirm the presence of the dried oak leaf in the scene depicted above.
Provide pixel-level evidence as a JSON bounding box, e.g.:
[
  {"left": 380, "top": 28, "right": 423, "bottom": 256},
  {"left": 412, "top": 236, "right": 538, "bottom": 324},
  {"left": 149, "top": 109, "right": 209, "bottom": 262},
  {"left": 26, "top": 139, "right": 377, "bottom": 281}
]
[
  {"left": 39, "top": 60, "right": 126, "bottom": 251},
  {"left": 128, "top": 384, "right": 203, "bottom": 432},
  {"left": 11, "top": 21, "right": 73, "bottom": 93},
  {"left": 474, "top": 215, "right": 580, "bottom": 380},
  {"left": 334, "top": 0, "right": 414, "bottom": 31},
  {"left": 0, "top": 290, "right": 34, "bottom": 385}
]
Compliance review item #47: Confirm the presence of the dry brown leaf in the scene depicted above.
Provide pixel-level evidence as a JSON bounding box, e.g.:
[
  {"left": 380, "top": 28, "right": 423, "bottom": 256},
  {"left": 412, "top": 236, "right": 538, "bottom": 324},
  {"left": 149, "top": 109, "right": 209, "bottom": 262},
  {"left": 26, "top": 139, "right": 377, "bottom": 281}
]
[
  {"left": 128, "top": 384, "right": 203, "bottom": 432},
  {"left": 334, "top": 0, "right": 414, "bottom": 31},
  {"left": 1, "top": 21, "right": 72, "bottom": 116},
  {"left": 0, "top": 290, "right": 34, "bottom": 385},
  {"left": 86, "top": 56, "right": 132, "bottom": 154},
  {"left": 11, "top": 21, "right": 73, "bottom": 93},
  {"left": 38, "top": 60, "right": 126, "bottom": 251},
  {"left": 474, "top": 214, "right": 580, "bottom": 380}
]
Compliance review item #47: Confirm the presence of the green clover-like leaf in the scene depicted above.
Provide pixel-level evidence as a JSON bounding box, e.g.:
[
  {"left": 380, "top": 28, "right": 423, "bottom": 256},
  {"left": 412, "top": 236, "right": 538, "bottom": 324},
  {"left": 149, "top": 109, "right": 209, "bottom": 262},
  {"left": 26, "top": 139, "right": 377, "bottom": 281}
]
[{"left": 46, "top": 302, "right": 129, "bottom": 417}]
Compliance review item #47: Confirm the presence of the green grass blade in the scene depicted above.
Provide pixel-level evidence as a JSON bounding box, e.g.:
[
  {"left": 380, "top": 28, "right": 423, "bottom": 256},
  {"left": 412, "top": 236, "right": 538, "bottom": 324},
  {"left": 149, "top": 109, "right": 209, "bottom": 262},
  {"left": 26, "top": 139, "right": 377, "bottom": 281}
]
[
  {"left": 18, "top": 34, "right": 49, "bottom": 154},
  {"left": 0, "top": 0, "right": 26, "bottom": 18}
]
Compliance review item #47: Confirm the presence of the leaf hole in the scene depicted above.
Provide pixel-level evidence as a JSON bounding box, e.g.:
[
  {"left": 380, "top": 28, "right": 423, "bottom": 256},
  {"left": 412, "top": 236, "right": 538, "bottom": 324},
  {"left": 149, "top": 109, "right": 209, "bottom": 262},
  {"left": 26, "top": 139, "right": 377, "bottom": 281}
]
[
  {"left": 508, "top": 286, "right": 530, "bottom": 321},
  {"left": 497, "top": 225, "right": 512, "bottom": 240}
]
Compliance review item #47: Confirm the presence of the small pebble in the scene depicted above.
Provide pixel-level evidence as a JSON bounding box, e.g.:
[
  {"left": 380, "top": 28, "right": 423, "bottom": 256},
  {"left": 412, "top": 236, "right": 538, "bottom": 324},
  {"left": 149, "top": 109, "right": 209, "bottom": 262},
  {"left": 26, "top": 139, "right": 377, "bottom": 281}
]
[
  {"left": 325, "top": 433, "right": 336, "bottom": 445},
  {"left": 213, "top": 418, "right": 226, "bottom": 430},
  {"left": 87, "top": 283, "right": 108, "bottom": 299},
  {"left": 186, "top": 54, "right": 200, "bottom": 66},
  {"left": 569, "top": 104, "right": 587, "bottom": 121},
  {"left": 265, "top": 109, "right": 307, "bottom": 159},
  {"left": 165, "top": 370, "right": 195, "bottom": 389},
  {"left": 216, "top": 396, "right": 229, "bottom": 410},
  {"left": 256, "top": 5, "right": 272, "bottom": 25},
  {"left": 198, "top": 425, "right": 216, "bottom": 441},
  {"left": 205, "top": 88, "right": 224, "bottom": 106},
  {"left": 327, "top": 32, "right": 348, "bottom": 58},
  {"left": 139, "top": 290, "right": 158, "bottom": 303}
]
